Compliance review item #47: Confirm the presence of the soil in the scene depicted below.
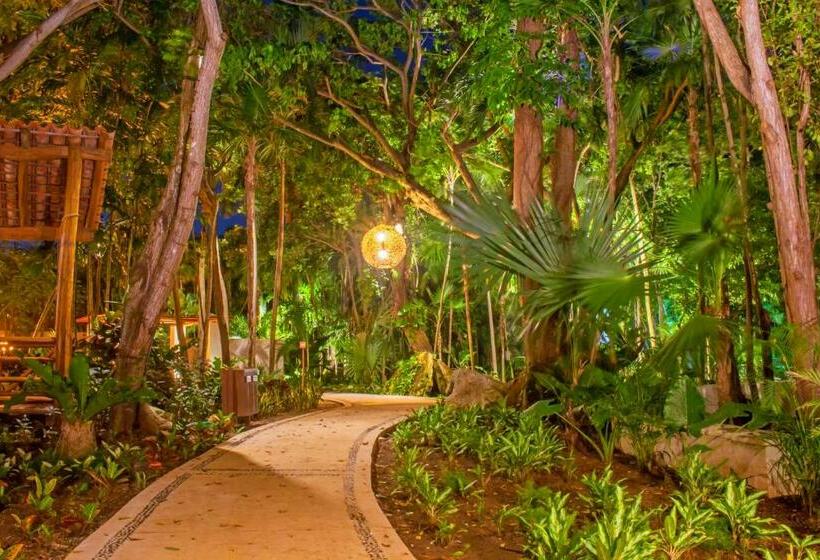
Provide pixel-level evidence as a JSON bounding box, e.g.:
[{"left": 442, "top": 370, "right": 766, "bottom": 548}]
[{"left": 373, "top": 430, "right": 818, "bottom": 560}]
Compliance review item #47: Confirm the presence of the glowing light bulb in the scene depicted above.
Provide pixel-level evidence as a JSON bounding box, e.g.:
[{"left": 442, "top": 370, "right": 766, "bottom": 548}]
[
  {"left": 377, "top": 249, "right": 390, "bottom": 261},
  {"left": 375, "top": 231, "right": 387, "bottom": 242}
]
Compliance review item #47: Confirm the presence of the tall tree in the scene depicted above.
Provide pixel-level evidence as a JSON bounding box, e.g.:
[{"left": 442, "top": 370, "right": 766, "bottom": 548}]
[
  {"left": 244, "top": 137, "right": 259, "bottom": 368},
  {"left": 113, "top": 0, "right": 226, "bottom": 433},
  {"left": 694, "top": 0, "right": 818, "bottom": 400},
  {"left": 695, "top": 0, "right": 820, "bottom": 399}
]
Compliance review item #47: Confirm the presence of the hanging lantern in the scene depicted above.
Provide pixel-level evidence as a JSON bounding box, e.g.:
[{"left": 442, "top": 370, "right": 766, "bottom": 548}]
[{"left": 361, "top": 224, "right": 407, "bottom": 269}]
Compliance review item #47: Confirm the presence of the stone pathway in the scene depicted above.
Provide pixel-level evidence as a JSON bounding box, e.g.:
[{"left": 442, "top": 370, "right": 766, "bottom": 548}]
[{"left": 69, "top": 393, "right": 432, "bottom": 560}]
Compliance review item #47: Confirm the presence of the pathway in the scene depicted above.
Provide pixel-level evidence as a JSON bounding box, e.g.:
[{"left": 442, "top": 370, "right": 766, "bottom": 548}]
[{"left": 69, "top": 393, "right": 432, "bottom": 560}]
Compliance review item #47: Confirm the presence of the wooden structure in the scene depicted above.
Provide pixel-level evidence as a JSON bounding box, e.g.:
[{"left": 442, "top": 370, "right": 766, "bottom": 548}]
[{"left": 0, "top": 121, "right": 114, "bottom": 410}]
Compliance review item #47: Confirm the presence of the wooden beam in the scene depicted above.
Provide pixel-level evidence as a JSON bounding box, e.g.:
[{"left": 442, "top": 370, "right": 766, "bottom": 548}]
[
  {"left": 53, "top": 141, "right": 82, "bottom": 375},
  {"left": 0, "top": 336, "right": 56, "bottom": 345},
  {"left": 85, "top": 132, "right": 114, "bottom": 229},
  {"left": 0, "top": 143, "right": 112, "bottom": 161}
]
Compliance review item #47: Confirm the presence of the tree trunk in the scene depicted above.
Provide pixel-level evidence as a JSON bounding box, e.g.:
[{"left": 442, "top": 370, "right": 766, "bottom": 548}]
[
  {"left": 268, "top": 159, "right": 287, "bottom": 373},
  {"left": 600, "top": 11, "right": 619, "bottom": 206},
  {"left": 739, "top": 0, "right": 818, "bottom": 399},
  {"left": 513, "top": 18, "right": 559, "bottom": 375},
  {"left": 211, "top": 223, "right": 231, "bottom": 365},
  {"left": 738, "top": 103, "right": 774, "bottom": 381},
  {"left": 171, "top": 275, "right": 191, "bottom": 364},
  {"left": 487, "top": 290, "right": 497, "bottom": 373},
  {"left": 112, "top": 0, "right": 225, "bottom": 434},
  {"left": 698, "top": 0, "right": 819, "bottom": 399},
  {"left": 550, "top": 26, "right": 579, "bottom": 223},
  {"left": 56, "top": 419, "right": 96, "bottom": 460},
  {"left": 0, "top": 0, "right": 100, "bottom": 83},
  {"left": 686, "top": 85, "right": 702, "bottom": 186},
  {"left": 461, "top": 263, "right": 475, "bottom": 370},
  {"left": 715, "top": 280, "right": 745, "bottom": 404},
  {"left": 244, "top": 137, "right": 258, "bottom": 368}
]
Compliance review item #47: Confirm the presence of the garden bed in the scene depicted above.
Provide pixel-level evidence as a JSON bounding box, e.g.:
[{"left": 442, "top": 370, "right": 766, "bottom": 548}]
[{"left": 373, "top": 405, "right": 818, "bottom": 560}]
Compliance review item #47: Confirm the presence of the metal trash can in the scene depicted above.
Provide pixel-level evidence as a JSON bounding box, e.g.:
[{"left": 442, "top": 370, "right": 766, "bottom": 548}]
[{"left": 220, "top": 367, "right": 259, "bottom": 418}]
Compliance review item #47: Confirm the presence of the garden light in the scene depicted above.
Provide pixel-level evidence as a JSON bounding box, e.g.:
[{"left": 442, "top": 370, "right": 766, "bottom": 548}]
[{"left": 361, "top": 224, "right": 407, "bottom": 269}]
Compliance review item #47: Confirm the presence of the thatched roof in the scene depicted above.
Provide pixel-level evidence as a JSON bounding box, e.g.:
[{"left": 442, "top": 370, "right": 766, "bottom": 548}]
[{"left": 0, "top": 120, "right": 114, "bottom": 242}]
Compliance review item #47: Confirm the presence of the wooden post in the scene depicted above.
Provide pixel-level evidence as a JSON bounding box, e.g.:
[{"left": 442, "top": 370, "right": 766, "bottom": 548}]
[{"left": 54, "top": 141, "right": 82, "bottom": 375}]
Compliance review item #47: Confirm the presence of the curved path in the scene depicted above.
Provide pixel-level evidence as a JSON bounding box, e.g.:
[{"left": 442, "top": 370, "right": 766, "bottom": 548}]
[{"left": 69, "top": 393, "right": 432, "bottom": 560}]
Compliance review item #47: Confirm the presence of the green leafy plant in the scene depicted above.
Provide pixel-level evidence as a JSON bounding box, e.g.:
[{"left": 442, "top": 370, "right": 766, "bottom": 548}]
[
  {"left": 8, "top": 355, "right": 152, "bottom": 459},
  {"left": 765, "top": 411, "right": 820, "bottom": 515},
  {"left": 441, "top": 470, "right": 476, "bottom": 498},
  {"left": 674, "top": 449, "right": 724, "bottom": 505},
  {"left": 581, "top": 467, "right": 622, "bottom": 511},
  {"left": 501, "top": 485, "right": 581, "bottom": 559},
  {"left": 581, "top": 484, "right": 657, "bottom": 560},
  {"left": 79, "top": 502, "right": 100, "bottom": 526},
  {"left": 26, "top": 474, "right": 57, "bottom": 514},
  {"left": 709, "top": 479, "right": 776, "bottom": 552},
  {"left": 493, "top": 425, "right": 564, "bottom": 480},
  {"left": 759, "top": 525, "right": 820, "bottom": 560},
  {"left": 657, "top": 495, "right": 715, "bottom": 560},
  {"left": 86, "top": 457, "right": 128, "bottom": 489},
  {"left": 0, "top": 543, "right": 23, "bottom": 560}
]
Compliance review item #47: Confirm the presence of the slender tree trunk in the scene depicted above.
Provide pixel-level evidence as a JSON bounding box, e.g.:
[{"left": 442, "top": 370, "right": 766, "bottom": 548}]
[
  {"left": 487, "top": 290, "right": 497, "bottom": 373},
  {"left": 601, "top": 11, "right": 619, "bottom": 206},
  {"left": 244, "top": 137, "right": 258, "bottom": 368},
  {"left": 701, "top": 37, "right": 716, "bottom": 166},
  {"left": 513, "top": 18, "right": 559, "bottom": 377},
  {"left": 268, "top": 159, "right": 287, "bottom": 373},
  {"left": 794, "top": 35, "right": 810, "bottom": 212},
  {"left": 629, "top": 179, "right": 657, "bottom": 346},
  {"left": 550, "top": 26, "right": 579, "bottom": 223},
  {"left": 211, "top": 225, "right": 231, "bottom": 365},
  {"left": 172, "top": 275, "right": 190, "bottom": 362},
  {"left": 715, "top": 56, "right": 758, "bottom": 399},
  {"left": 738, "top": 103, "right": 774, "bottom": 381},
  {"left": 112, "top": 0, "right": 225, "bottom": 434},
  {"left": 739, "top": 0, "right": 818, "bottom": 399},
  {"left": 715, "top": 279, "right": 745, "bottom": 404},
  {"left": 686, "top": 85, "right": 703, "bottom": 186},
  {"left": 461, "top": 263, "right": 475, "bottom": 370}
]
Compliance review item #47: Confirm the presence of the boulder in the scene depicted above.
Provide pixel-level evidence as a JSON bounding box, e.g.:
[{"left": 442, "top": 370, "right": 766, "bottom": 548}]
[
  {"left": 138, "top": 403, "right": 173, "bottom": 436},
  {"left": 445, "top": 368, "right": 507, "bottom": 408}
]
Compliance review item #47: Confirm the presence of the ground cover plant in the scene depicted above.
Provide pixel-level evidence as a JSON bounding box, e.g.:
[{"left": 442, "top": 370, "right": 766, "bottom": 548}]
[{"left": 376, "top": 404, "right": 820, "bottom": 560}]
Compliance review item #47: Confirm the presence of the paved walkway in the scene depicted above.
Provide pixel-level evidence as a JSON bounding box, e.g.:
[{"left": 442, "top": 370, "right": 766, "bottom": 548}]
[{"left": 69, "top": 393, "right": 432, "bottom": 560}]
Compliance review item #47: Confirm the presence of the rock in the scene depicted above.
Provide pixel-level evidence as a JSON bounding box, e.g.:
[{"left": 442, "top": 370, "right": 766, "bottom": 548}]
[
  {"left": 445, "top": 368, "right": 507, "bottom": 408},
  {"left": 139, "top": 403, "right": 173, "bottom": 435}
]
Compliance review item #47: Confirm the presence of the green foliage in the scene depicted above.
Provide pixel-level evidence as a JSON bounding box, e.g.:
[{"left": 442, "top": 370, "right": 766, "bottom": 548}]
[
  {"left": 9, "top": 355, "right": 152, "bottom": 422},
  {"left": 663, "top": 377, "right": 706, "bottom": 430},
  {"left": 709, "top": 479, "right": 776, "bottom": 552},
  {"left": 502, "top": 485, "right": 581, "bottom": 559},
  {"left": 78, "top": 502, "right": 100, "bottom": 526},
  {"left": 657, "top": 496, "right": 714, "bottom": 560},
  {"left": 581, "top": 484, "right": 657, "bottom": 560},
  {"left": 394, "top": 446, "right": 457, "bottom": 542},
  {"left": 26, "top": 474, "right": 57, "bottom": 514},
  {"left": 340, "top": 332, "right": 383, "bottom": 388},
  {"left": 673, "top": 450, "right": 725, "bottom": 506},
  {"left": 492, "top": 425, "right": 564, "bottom": 481}
]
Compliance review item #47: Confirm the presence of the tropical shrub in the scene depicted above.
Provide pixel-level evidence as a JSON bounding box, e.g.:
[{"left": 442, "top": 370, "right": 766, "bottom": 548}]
[{"left": 8, "top": 355, "right": 152, "bottom": 459}]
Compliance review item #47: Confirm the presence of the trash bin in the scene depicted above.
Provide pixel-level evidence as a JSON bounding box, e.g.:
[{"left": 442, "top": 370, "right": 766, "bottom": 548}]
[{"left": 221, "top": 367, "right": 259, "bottom": 418}]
